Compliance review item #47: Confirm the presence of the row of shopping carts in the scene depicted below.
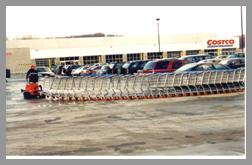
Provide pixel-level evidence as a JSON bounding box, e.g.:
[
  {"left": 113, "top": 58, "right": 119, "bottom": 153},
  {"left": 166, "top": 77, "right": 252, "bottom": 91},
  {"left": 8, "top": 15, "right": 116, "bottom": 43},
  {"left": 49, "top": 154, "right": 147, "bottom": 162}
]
[{"left": 41, "top": 68, "right": 245, "bottom": 101}]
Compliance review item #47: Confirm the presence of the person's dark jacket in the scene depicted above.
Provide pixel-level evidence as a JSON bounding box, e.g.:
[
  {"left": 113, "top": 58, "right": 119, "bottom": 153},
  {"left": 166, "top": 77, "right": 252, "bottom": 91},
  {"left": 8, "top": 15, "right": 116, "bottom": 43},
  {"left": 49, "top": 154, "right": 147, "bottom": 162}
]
[{"left": 26, "top": 69, "right": 38, "bottom": 82}]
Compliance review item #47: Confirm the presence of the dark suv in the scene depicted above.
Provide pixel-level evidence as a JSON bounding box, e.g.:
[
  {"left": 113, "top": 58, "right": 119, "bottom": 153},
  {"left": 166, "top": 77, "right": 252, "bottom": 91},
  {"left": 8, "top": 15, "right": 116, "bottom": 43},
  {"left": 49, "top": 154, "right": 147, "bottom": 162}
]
[
  {"left": 109, "top": 62, "right": 126, "bottom": 74},
  {"left": 122, "top": 60, "right": 150, "bottom": 74},
  {"left": 142, "top": 58, "right": 187, "bottom": 74}
]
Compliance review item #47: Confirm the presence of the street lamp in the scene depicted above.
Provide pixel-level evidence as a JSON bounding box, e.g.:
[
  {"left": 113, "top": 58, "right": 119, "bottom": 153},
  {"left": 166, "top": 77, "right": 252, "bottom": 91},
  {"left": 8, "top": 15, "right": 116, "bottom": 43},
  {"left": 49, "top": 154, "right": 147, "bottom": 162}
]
[
  {"left": 156, "top": 18, "right": 161, "bottom": 52},
  {"left": 240, "top": 6, "right": 244, "bottom": 54}
]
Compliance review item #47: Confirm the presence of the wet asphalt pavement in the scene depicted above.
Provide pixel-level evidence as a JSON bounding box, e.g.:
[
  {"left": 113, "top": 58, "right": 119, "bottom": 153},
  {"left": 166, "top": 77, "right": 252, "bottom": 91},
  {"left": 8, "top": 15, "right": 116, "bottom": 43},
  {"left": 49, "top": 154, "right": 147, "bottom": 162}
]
[{"left": 6, "top": 76, "right": 245, "bottom": 156}]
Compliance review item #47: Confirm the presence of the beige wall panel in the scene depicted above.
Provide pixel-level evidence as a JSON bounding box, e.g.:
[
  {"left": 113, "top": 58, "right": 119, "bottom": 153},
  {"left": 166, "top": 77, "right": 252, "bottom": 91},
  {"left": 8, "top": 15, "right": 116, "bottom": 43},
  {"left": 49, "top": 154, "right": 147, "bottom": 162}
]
[
  {"left": 6, "top": 48, "right": 31, "bottom": 73},
  {"left": 122, "top": 54, "right": 127, "bottom": 62},
  {"left": 163, "top": 52, "right": 168, "bottom": 58}
]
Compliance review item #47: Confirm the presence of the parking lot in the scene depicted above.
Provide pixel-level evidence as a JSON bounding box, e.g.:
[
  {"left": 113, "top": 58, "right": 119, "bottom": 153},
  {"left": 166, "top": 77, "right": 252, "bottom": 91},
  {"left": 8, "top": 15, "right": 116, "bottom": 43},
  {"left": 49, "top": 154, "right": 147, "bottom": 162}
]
[{"left": 6, "top": 75, "right": 245, "bottom": 156}]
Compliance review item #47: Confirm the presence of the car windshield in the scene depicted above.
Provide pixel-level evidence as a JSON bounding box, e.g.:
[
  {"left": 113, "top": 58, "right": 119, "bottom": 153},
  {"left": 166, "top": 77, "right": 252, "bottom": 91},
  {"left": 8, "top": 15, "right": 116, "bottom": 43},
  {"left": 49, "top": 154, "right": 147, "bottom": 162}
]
[
  {"left": 37, "top": 67, "right": 49, "bottom": 72},
  {"left": 236, "top": 52, "right": 245, "bottom": 58},
  {"left": 140, "top": 61, "right": 149, "bottom": 68},
  {"left": 131, "top": 63, "right": 139, "bottom": 68},
  {"left": 155, "top": 61, "right": 169, "bottom": 69},
  {"left": 219, "top": 55, "right": 227, "bottom": 59},
  {"left": 214, "top": 64, "right": 229, "bottom": 70},
  {"left": 76, "top": 66, "right": 86, "bottom": 70},
  {"left": 219, "top": 60, "right": 229, "bottom": 65},
  {"left": 51, "top": 65, "right": 57, "bottom": 68},
  {"left": 143, "top": 61, "right": 155, "bottom": 70},
  {"left": 109, "top": 63, "right": 115, "bottom": 69},
  {"left": 72, "top": 65, "right": 79, "bottom": 69},
  {"left": 195, "top": 64, "right": 214, "bottom": 71},
  {"left": 184, "top": 57, "right": 194, "bottom": 63},
  {"left": 205, "top": 56, "right": 213, "bottom": 60},
  {"left": 227, "top": 54, "right": 236, "bottom": 58},
  {"left": 122, "top": 63, "right": 130, "bottom": 69},
  {"left": 101, "top": 65, "right": 109, "bottom": 70},
  {"left": 175, "top": 63, "right": 197, "bottom": 72}
]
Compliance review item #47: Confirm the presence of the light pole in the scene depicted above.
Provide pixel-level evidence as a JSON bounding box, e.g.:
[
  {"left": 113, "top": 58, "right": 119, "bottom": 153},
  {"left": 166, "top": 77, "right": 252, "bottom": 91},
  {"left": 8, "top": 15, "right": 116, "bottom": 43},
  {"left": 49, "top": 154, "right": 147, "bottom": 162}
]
[
  {"left": 240, "top": 6, "right": 244, "bottom": 54},
  {"left": 156, "top": 18, "right": 161, "bottom": 52}
]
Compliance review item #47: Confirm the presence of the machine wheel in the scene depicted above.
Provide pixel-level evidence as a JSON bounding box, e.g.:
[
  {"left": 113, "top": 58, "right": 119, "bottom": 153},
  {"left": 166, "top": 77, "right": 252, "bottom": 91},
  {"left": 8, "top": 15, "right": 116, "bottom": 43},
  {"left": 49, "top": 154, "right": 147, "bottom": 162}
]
[
  {"left": 23, "top": 92, "right": 31, "bottom": 99},
  {"left": 40, "top": 94, "right": 46, "bottom": 99}
]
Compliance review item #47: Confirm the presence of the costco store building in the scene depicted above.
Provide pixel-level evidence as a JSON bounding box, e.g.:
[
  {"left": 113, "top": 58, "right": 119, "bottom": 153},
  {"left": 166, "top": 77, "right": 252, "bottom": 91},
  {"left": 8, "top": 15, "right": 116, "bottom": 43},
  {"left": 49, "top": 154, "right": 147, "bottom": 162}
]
[{"left": 6, "top": 33, "right": 242, "bottom": 73}]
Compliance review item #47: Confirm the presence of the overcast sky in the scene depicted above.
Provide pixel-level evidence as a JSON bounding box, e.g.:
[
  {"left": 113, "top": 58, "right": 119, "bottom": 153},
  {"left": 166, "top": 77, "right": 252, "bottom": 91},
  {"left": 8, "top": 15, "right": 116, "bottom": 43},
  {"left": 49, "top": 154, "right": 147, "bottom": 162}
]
[{"left": 6, "top": 6, "right": 246, "bottom": 38}]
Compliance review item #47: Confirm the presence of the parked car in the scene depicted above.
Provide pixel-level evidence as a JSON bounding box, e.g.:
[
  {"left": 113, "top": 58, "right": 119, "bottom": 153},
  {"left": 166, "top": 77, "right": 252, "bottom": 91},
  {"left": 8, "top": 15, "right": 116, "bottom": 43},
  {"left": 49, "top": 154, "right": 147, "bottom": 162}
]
[
  {"left": 71, "top": 65, "right": 90, "bottom": 76},
  {"left": 142, "top": 58, "right": 187, "bottom": 74},
  {"left": 227, "top": 52, "right": 245, "bottom": 59},
  {"left": 122, "top": 60, "right": 150, "bottom": 74},
  {"left": 174, "top": 62, "right": 230, "bottom": 73},
  {"left": 79, "top": 65, "right": 102, "bottom": 76},
  {"left": 50, "top": 64, "right": 58, "bottom": 74},
  {"left": 63, "top": 65, "right": 80, "bottom": 76},
  {"left": 96, "top": 64, "right": 112, "bottom": 75},
  {"left": 109, "top": 62, "right": 126, "bottom": 74},
  {"left": 36, "top": 66, "right": 55, "bottom": 77},
  {"left": 198, "top": 58, "right": 221, "bottom": 64},
  {"left": 215, "top": 55, "right": 228, "bottom": 61},
  {"left": 219, "top": 58, "right": 245, "bottom": 69},
  {"left": 91, "top": 63, "right": 102, "bottom": 67},
  {"left": 179, "top": 54, "right": 214, "bottom": 63}
]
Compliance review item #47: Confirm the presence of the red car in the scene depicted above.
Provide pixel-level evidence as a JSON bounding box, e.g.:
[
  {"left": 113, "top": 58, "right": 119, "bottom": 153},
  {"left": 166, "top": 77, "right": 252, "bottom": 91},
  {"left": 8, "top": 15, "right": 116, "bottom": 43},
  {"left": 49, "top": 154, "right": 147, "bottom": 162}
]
[{"left": 142, "top": 58, "right": 187, "bottom": 74}]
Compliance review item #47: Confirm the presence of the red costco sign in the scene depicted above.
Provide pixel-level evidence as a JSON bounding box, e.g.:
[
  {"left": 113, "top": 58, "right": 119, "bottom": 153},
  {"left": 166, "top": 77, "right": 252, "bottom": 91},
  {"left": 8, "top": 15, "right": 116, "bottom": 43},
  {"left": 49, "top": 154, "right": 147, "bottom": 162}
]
[
  {"left": 207, "top": 39, "right": 235, "bottom": 48},
  {"left": 6, "top": 52, "right": 12, "bottom": 56}
]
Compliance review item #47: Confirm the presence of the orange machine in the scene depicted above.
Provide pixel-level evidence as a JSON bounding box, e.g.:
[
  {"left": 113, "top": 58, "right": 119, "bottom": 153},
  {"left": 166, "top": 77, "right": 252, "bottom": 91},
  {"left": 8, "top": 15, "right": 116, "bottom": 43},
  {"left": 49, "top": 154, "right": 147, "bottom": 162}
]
[{"left": 21, "top": 82, "right": 45, "bottom": 99}]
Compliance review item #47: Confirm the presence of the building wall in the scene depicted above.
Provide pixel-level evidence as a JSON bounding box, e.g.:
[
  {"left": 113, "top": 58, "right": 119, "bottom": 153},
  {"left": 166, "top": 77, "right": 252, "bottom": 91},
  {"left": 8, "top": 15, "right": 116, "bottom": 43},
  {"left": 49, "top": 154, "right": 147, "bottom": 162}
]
[
  {"left": 6, "top": 33, "right": 241, "bottom": 73},
  {"left": 6, "top": 48, "right": 32, "bottom": 73},
  {"left": 6, "top": 33, "right": 218, "bottom": 49}
]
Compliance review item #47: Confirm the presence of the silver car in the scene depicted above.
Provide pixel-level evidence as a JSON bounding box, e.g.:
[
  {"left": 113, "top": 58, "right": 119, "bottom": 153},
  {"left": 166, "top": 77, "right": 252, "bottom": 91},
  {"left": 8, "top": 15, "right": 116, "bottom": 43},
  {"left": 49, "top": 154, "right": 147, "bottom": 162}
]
[
  {"left": 174, "top": 62, "right": 230, "bottom": 73},
  {"left": 36, "top": 66, "right": 55, "bottom": 77}
]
